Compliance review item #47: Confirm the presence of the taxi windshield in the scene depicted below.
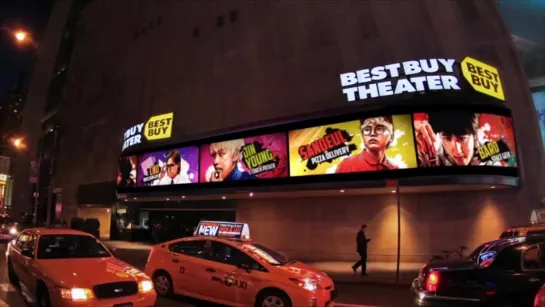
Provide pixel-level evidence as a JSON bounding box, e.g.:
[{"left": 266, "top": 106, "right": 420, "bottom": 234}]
[
  {"left": 37, "top": 235, "right": 111, "bottom": 259},
  {"left": 244, "top": 243, "right": 290, "bottom": 266}
]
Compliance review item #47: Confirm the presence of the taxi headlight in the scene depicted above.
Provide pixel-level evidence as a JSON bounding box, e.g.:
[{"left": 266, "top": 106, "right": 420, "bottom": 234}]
[
  {"left": 59, "top": 287, "right": 94, "bottom": 301},
  {"left": 9, "top": 227, "right": 17, "bottom": 235},
  {"left": 289, "top": 277, "right": 319, "bottom": 291},
  {"left": 139, "top": 280, "right": 153, "bottom": 293}
]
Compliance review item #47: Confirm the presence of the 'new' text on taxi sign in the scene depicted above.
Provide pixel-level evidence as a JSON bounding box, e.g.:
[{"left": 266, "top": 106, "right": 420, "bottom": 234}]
[
  {"left": 144, "top": 112, "right": 174, "bottom": 141},
  {"left": 461, "top": 57, "right": 504, "bottom": 101},
  {"left": 195, "top": 221, "right": 250, "bottom": 240}
]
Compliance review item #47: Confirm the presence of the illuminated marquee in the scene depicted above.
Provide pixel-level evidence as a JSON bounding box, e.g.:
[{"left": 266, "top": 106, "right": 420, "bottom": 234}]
[
  {"left": 122, "top": 112, "right": 174, "bottom": 151},
  {"left": 242, "top": 142, "right": 276, "bottom": 175},
  {"left": 297, "top": 128, "right": 357, "bottom": 170},
  {"left": 339, "top": 58, "right": 460, "bottom": 102}
]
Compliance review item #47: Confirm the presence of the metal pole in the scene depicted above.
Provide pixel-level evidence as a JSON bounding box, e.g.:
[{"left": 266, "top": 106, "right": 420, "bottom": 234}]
[
  {"left": 396, "top": 182, "right": 401, "bottom": 284},
  {"left": 33, "top": 136, "right": 44, "bottom": 226},
  {"left": 45, "top": 125, "right": 59, "bottom": 226},
  {"left": 33, "top": 191, "right": 38, "bottom": 226}
]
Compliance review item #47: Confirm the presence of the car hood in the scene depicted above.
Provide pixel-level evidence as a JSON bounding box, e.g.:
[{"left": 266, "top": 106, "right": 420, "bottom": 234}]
[
  {"left": 38, "top": 257, "right": 148, "bottom": 288},
  {"left": 277, "top": 261, "right": 333, "bottom": 288}
]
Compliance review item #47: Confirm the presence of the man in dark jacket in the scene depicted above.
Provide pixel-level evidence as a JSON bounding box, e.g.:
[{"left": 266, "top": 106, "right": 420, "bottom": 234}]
[{"left": 352, "top": 224, "right": 371, "bottom": 276}]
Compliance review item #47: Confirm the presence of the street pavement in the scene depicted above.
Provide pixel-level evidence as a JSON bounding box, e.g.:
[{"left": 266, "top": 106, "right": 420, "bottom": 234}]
[{"left": 0, "top": 242, "right": 414, "bottom": 306}]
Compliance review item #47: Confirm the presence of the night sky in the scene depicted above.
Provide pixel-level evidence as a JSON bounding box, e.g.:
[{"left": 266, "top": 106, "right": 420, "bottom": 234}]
[{"left": 0, "top": 0, "right": 54, "bottom": 99}]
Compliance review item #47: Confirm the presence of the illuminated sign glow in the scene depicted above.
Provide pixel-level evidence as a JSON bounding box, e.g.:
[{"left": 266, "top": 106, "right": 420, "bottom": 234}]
[
  {"left": 461, "top": 57, "right": 504, "bottom": 101},
  {"left": 194, "top": 221, "right": 250, "bottom": 239},
  {"left": 122, "top": 112, "right": 174, "bottom": 151},
  {"left": 339, "top": 59, "right": 460, "bottom": 102}
]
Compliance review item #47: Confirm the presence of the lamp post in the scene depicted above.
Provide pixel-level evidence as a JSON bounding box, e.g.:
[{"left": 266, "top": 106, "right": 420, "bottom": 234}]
[
  {"left": 9, "top": 137, "right": 40, "bottom": 226},
  {"left": 2, "top": 25, "right": 41, "bottom": 226}
]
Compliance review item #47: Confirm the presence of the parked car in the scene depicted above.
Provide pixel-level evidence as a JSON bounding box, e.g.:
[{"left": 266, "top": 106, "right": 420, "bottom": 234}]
[
  {"left": 0, "top": 215, "right": 19, "bottom": 241},
  {"left": 413, "top": 236, "right": 545, "bottom": 306}
]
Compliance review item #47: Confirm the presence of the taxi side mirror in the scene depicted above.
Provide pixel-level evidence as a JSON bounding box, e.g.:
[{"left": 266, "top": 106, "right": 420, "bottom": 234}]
[{"left": 237, "top": 263, "right": 252, "bottom": 273}]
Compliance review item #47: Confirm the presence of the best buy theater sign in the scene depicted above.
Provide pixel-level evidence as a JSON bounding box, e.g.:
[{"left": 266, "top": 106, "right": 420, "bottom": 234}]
[
  {"left": 339, "top": 57, "right": 504, "bottom": 102},
  {"left": 122, "top": 112, "right": 174, "bottom": 151}
]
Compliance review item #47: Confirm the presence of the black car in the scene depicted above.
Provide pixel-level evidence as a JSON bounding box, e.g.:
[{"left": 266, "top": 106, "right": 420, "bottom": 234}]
[
  {"left": 412, "top": 236, "right": 545, "bottom": 306},
  {"left": 0, "top": 215, "right": 18, "bottom": 241}
]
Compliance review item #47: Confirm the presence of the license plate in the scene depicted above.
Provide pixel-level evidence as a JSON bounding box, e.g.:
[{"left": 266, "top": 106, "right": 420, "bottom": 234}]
[{"left": 114, "top": 304, "right": 133, "bottom": 307}]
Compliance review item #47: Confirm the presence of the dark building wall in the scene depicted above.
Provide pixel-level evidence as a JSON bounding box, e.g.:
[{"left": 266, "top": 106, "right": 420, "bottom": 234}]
[
  {"left": 11, "top": 0, "right": 73, "bottom": 220},
  {"left": 55, "top": 1, "right": 544, "bottom": 259}
]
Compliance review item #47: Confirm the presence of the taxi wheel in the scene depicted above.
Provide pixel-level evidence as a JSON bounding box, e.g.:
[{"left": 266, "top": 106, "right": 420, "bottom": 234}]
[
  {"left": 7, "top": 261, "right": 18, "bottom": 286},
  {"left": 153, "top": 271, "right": 173, "bottom": 297},
  {"left": 36, "top": 285, "right": 51, "bottom": 307},
  {"left": 256, "top": 290, "right": 292, "bottom": 307}
]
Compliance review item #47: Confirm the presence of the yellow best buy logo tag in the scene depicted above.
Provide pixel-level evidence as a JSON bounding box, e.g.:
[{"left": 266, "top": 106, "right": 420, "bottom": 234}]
[
  {"left": 461, "top": 57, "right": 504, "bottom": 101},
  {"left": 144, "top": 112, "right": 174, "bottom": 141}
]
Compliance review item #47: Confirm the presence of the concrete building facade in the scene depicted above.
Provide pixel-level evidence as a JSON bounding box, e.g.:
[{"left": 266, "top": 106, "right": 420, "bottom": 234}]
[{"left": 20, "top": 1, "right": 545, "bottom": 263}]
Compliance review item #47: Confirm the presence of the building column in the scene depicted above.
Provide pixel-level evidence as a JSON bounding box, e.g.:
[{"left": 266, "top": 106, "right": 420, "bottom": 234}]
[{"left": 10, "top": 0, "right": 73, "bottom": 220}]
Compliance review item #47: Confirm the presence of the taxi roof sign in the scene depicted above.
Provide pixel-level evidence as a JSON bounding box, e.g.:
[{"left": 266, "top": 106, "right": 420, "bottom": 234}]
[{"left": 194, "top": 221, "right": 250, "bottom": 240}]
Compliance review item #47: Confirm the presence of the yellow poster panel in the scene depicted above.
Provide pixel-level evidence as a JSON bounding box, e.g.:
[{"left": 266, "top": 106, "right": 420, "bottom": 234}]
[{"left": 288, "top": 115, "right": 417, "bottom": 177}]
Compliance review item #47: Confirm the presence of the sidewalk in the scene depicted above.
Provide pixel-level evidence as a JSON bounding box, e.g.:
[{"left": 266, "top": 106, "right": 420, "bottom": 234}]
[{"left": 104, "top": 241, "right": 420, "bottom": 286}]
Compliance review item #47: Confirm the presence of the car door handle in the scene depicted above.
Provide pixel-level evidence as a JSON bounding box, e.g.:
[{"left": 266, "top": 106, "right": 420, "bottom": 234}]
[
  {"left": 172, "top": 259, "right": 180, "bottom": 263},
  {"left": 206, "top": 268, "right": 216, "bottom": 273}
]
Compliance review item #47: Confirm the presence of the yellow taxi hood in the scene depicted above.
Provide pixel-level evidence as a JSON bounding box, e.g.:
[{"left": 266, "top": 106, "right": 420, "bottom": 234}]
[
  {"left": 38, "top": 257, "right": 149, "bottom": 288},
  {"left": 277, "top": 261, "right": 329, "bottom": 280}
]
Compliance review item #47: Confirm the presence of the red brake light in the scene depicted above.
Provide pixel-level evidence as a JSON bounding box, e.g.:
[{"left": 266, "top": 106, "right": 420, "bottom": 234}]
[
  {"left": 535, "top": 288, "right": 543, "bottom": 307},
  {"left": 425, "top": 271, "right": 440, "bottom": 293}
]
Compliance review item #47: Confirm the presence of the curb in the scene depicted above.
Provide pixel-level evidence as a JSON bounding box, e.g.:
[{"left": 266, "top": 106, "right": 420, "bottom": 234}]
[{"left": 333, "top": 280, "right": 411, "bottom": 288}]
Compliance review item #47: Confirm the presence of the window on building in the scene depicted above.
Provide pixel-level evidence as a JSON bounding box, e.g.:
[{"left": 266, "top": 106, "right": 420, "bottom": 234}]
[
  {"left": 192, "top": 27, "right": 200, "bottom": 38},
  {"left": 229, "top": 10, "right": 238, "bottom": 23},
  {"left": 457, "top": 1, "right": 480, "bottom": 22},
  {"left": 216, "top": 15, "right": 225, "bottom": 27}
]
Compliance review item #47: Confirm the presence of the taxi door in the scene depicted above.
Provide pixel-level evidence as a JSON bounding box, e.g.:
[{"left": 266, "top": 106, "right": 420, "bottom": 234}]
[
  {"left": 517, "top": 244, "right": 545, "bottom": 306},
  {"left": 166, "top": 239, "right": 207, "bottom": 296},
  {"left": 203, "top": 241, "right": 263, "bottom": 306},
  {"left": 12, "top": 232, "right": 37, "bottom": 294}
]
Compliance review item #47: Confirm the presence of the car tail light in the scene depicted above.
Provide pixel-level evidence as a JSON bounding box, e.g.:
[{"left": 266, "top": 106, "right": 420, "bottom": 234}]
[
  {"left": 425, "top": 271, "right": 440, "bottom": 293},
  {"left": 535, "top": 288, "right": 544, "bottom": 307}
]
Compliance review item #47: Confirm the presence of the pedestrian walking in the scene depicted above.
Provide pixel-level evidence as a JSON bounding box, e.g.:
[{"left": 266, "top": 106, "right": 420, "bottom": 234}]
[{"left": 352, "top": 224, "right": 371, "bottom": 276}]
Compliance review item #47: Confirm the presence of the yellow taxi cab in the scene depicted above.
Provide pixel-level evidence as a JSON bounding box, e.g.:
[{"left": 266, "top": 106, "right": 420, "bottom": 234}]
[
  {"left": 499, "top": 224, "right": 545, "bottom": 239},
  {"left": 145, "top": 221, "right": 336, "bottom": 307},
  {"left": 6, "top": 227, "right": 156, "bottom": 307}
]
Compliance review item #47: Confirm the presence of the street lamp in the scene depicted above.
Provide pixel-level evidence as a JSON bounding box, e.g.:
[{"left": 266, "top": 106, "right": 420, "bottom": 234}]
[
  {"left": 8, "top": 137, "right": 39, "bottom": 226},
  {"left": 12, "top": 138, "right": 22, "bottom": 149},
  {"left": 0, "top": 26, "right": 35, "bottom": 48},
  {"left": 14, "top": 30, "right": 28, "bottom": 42}
]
